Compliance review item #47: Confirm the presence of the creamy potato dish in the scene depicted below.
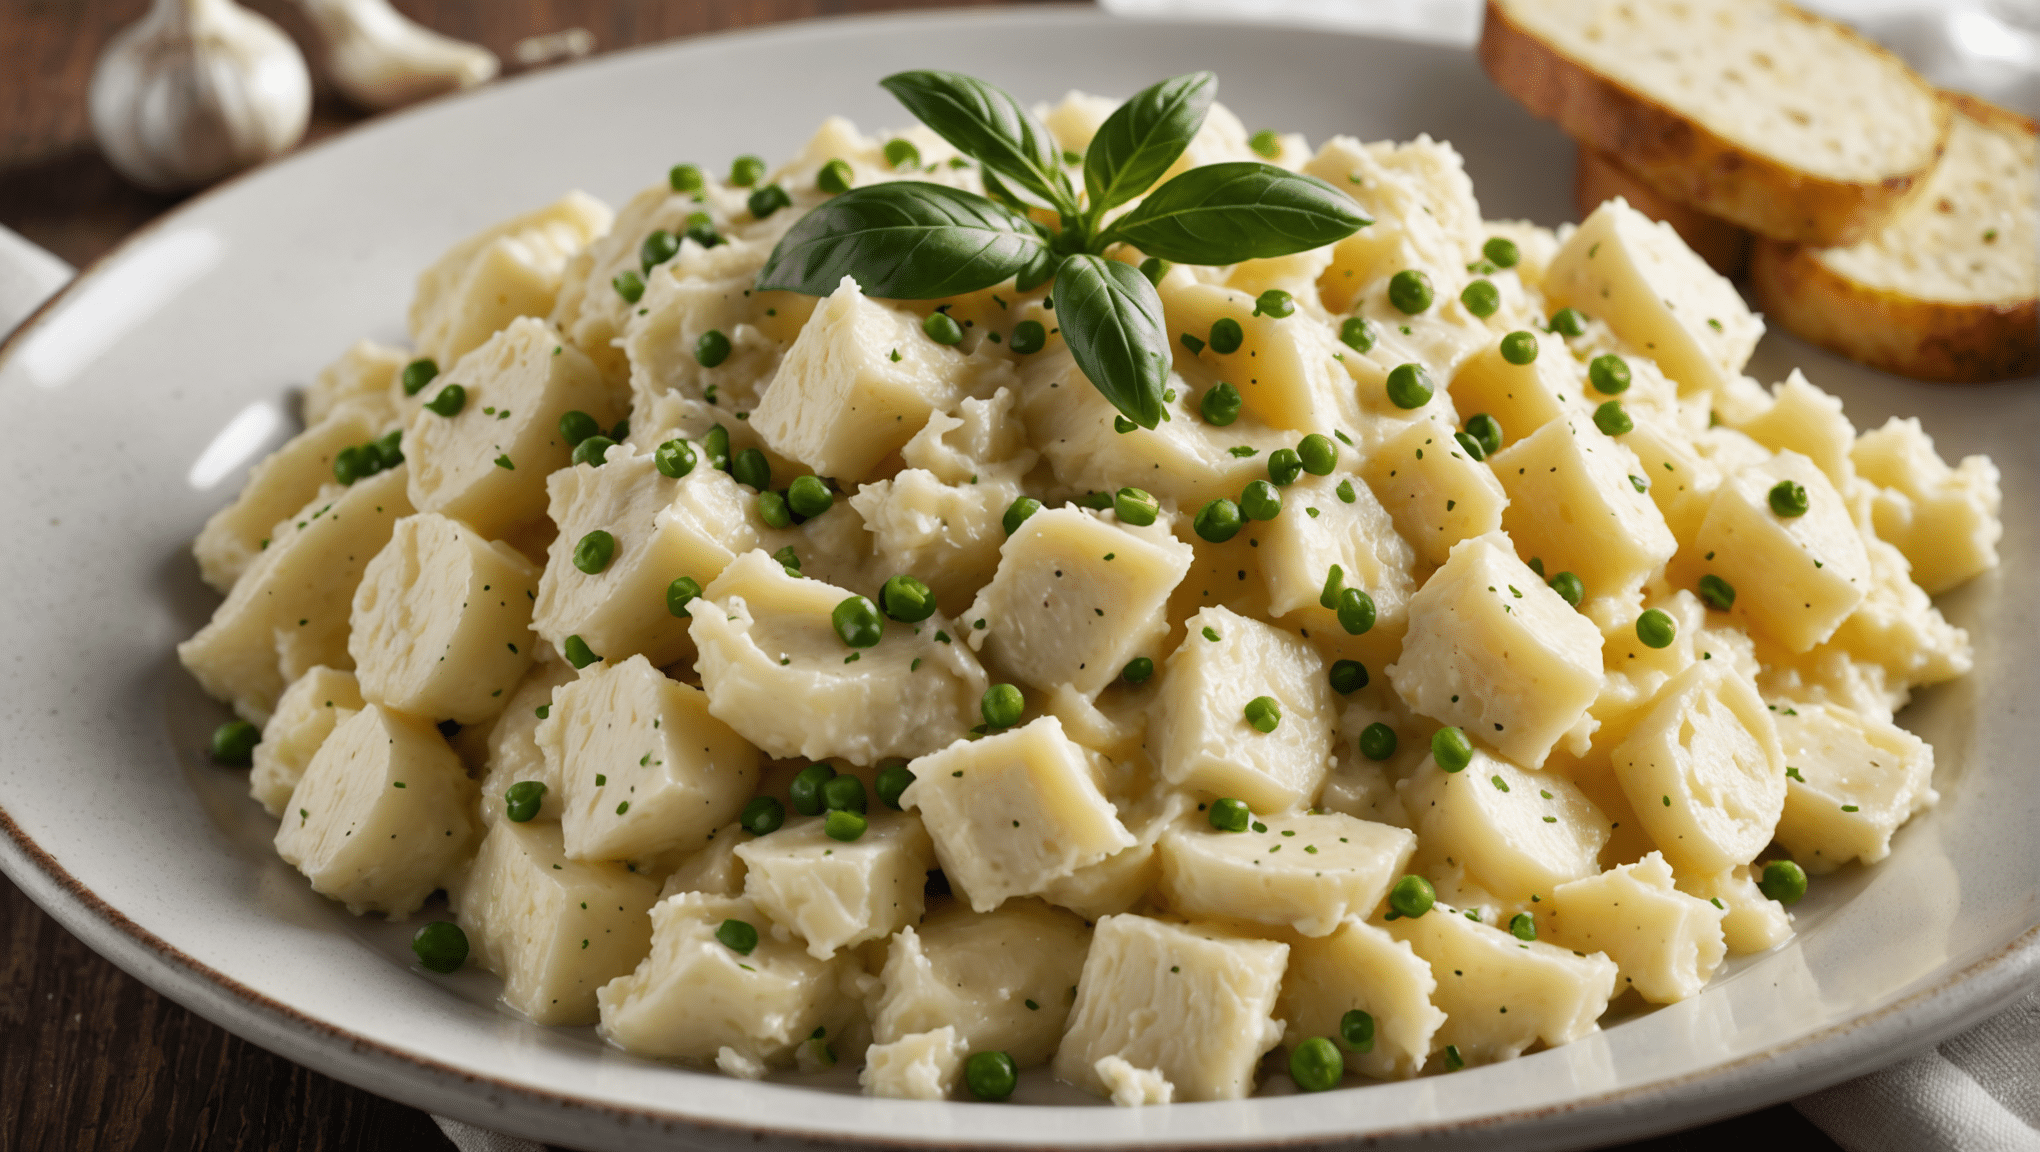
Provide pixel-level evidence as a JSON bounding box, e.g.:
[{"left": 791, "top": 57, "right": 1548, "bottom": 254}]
[{"left": 178, "top": 71, "right": 2000, "bottom": 1104}]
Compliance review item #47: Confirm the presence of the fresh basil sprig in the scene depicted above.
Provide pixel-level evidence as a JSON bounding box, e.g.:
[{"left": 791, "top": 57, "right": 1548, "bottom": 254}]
[{"left": 754, "top": 70, "right": 1371, "bottom": 430}]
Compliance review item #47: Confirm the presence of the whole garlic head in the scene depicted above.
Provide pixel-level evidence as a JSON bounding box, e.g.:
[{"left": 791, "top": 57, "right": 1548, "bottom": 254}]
[
  {"left": 299, "top": 0, "right": 499, "bottom": 112},
  {"left": 89, "top": 0, "right": 312, "bottom": 193}
]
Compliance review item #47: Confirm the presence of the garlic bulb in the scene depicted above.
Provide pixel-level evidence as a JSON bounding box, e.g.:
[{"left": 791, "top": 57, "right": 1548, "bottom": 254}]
[
  {"left": 89, "top": 0, "right": 311, "bottom": 193},
  {"left": 298, "top": 0, "right": 498, "bottom": 112}
]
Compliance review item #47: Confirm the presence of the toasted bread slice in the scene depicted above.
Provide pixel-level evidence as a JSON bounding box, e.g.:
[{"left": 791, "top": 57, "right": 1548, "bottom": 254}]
[
  {"left": 1574, "top": 147, "right": 1750, "bottom": 277},
  {"left": 1751, "top": 95, "right": 2038, "bottom": 383},
  {"left": 1482, "top": 0, "right": 1948, "bottom": 247}
]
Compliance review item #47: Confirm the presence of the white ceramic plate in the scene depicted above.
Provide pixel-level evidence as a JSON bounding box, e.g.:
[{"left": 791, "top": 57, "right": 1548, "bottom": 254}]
[{"left": 2, "top": 9, "right": 2035, "bottom": 1150}]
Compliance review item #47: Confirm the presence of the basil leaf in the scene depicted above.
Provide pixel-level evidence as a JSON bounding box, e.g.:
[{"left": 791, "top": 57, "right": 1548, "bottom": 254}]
[
  {"left": 755, "top": 182, "right": 1051, "bottom": 299},
  {"left": 1104, "top": 162, "right": 1372, "bottom": 265},
  {"left": 881, "top": 70, "right": 1073, "bottom": 214},
  {"left": 1055, "top": 255, "right": 1169, "bottom": 430},
  {"left": 1084, "top": 72, "right": 1216, "bottom": 213}
]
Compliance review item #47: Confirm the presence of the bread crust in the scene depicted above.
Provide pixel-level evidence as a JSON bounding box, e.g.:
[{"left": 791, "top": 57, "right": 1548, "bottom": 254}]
[
  {"left": 1573, "top": 147, "right": 1750, "bottom": 278},
  {"left": 1481, "top": 0, "right": 1948, "bottom": 247}
]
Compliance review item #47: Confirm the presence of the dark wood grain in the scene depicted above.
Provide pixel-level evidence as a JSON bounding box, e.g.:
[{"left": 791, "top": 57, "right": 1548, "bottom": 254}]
[{"left": 0, "top": 2, "right": 1845, "bottom": 1148}]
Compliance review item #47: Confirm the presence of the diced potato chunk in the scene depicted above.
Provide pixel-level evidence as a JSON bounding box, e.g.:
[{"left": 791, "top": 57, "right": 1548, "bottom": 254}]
[
  {"left": 1676, "top": 864, "right": 1793, "bottom": 956},
  {"left": 1401, "top": 750, "right": 1609, "bottom": 903},
  {"left": 405, "top": 317, "right": 626, "bottom": 539},
  {"left": 304, "top": 339, "right": 407, "bottom": 429},
  {"left": 1305, "top": 135, "right": 1485, "bottom": 314},
  {"left": 1257, "top": 472, "right": 1418, "bottom": 669},
  {"left": 1094, "top": 1056, "right": 1175, "bottom": 1107},
  {"left": 1384, "top": 904, "right": 1618, "bottom": 1066},
  {"left": 179, "top": 467, "right": 413, "bottom": 723},
  {"left": 194, "top": 403, "right": 380, "bottom": 593},
  {"left": 348, "top": 513, "right": 539, "bottom": 724},
  {"left": 1446, "top": 331, "right": 1579, "bottom": 446},
  {"left": 860, "top": 1027, "right": 967, "bottom": 1100},
  {"left": 452, "top": 820, "right": 659, "bottom": 1025},
  {"left": 1546, "top": 852, "right": 1727, "bottom": 1004},
  {"left": 596, "top": 893, "right": 854, "bottom": 1067},
  {"left": 1151, "top": 605, "right": 1335, "bottom": 812},
  {"left": 901, "top": 716, "right": 1136, "bottom": 912},
  {"left": 1610, "top": 662, "right": 1785, "bottom": 876},
  {"left": 409, "top": 190, "right": 611, "bottom": 368},
  {"left": 734, "top": 814, "right": 934, "bottom": 959},
  {"left": 870, "top": 900, "right": 1092, "bottom": 1067},
  {"left": 1690, "top": 451, "right": 1869, "bottom": 653},
  {"left": 1734, "top": 371, "right": 1856, "bottom": 489},
  {"left": 272, "top": 704, "right": 479, "bottom": 917},
  {"left": 1052, "top": 914, "right": 1288, "bottom": 1102},
  {"left": 1386, "top": 535, "right": 1604, "bottom": 768},
  {"left": 1492, "top": 416, "right": 1676, "bottom": 598},
  {"left": 1360, "top": 417, "right": 1508, "bottom": 567},
  {"left": 968, "top": 507, "right": 1192, "bottom": 698},
  {"left": 1773, "top": 701, "right": 1935, "bottom": 874},
  {"left": 477, "top": 661, "right": 576, "bottom": 826},
  {"left": 1852, "top": 417, "right": 2003, "bottom": 595},
  {"left": 538, "top": 654, "right": 757, "bottom": 864},
  {"left": 1276, "top": 920, "right": 1444, "bottom": 1080},
  {"left": 1159, "top": 811, "right": 1414, "bottom": 936},
  {"left": 660, "top": 823, "right": 748, "bottom": 899},
  {"left": 1159, "top": 278, "right": 1354, "bottom": 433},
  {"left": 250, "top": 666, "right": 362, "bottom": 817},
  {"left": 691, "top": 550, "right": 986, "bottom": 762},
  {"left": 849, "top": 468, "right": 1014, "bottom": 614}
]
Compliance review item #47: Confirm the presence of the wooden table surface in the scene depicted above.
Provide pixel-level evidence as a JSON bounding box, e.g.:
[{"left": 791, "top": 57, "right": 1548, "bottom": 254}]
[{"left": 0, "top": 3, "right": 1848, "bottom": 1149}]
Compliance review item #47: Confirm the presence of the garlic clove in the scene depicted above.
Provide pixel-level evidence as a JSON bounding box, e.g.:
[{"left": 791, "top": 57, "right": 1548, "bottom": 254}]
[
  {"left": 298, "top": 0, "right": 500, "bottom": 113},
  {"left": 90, "top": 0, "right": 312, "bottom": 193}
]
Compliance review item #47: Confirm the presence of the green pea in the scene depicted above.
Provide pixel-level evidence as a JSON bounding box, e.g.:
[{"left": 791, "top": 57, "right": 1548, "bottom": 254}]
[
  {"left": 210, "top": 719, "right": 260, "bottom": 766},
  {"left": 832, "top": 596, "right": 884, "bottom": 648},
  {"left": 1483, "top": 236, "right": 1520, "bottom": 268},
  {"left": 757, "top": 490, "right": 792, "bottom": 529},
  {"left": 1244, "top": 695, "right": 1282, "bottom": 733},
  {"left": 613, "top": 269, "right": 645, "bottom": 303},
  {"left": 1444, "top": 1045, "right": 1465, "bottom": 1072},
  {"left": 1769, "top": 479, "right": 1810, "bottom": 517},
  {"left": 1290, "top": 1037, "right": 1343, "bottom": 1092},
  {"left": 880, "top": 574, "right": 936, "bottom": 623},
  {"left": 730, "top": 447, "right": 770, "bottom": 491},
  {"left": 1208, "top": 317, "right": 1244, "bottom": 355},
  {"left": 1359, "top": 722, "right": 1397, "bottom": 761},
  {"left": 786, "top": 474, "right": 834, "bottom": 519},
  {"left": 1388, "top": 269, "right": 1433, "bottom": 314},
  {"left": 821, "top": 773, "right": 867, "bottom": 814},
  {"left": 654, "top": 438, "right": 697, "bottom": 479},
  {"left": 1002, "top": 496, "right": 1042, "bottom": 536},
  {"left": 1297, "top": 433, "right": 1338, "bottom": 476},
  {"left": 1114, "top": 486, "right": 1159, "bottom": 526},
  {"left": 748, "top": 184, "right": 791, "bottom": 219},
  {"left": 1339, "top": 1009, "right": 1376, "bottom": 1053},
  {"left": 1465, "top": 413, "right": 1504, "bottom": 457},
  {"left": 1431, "top": 726, "right": 1474, "bottom": 772},
  {"left": 1200, "top": 382, "right": 1242, "bottom": 425},
  {"left": 790, "top": 763, "right": 835, "bottom": 816},
  {"left": 1122, "top": 656, "right": 1155, "bottom": 684},
  {"left": 875, "top": 760, "right": 915, "bottom": 810},
  {"left": 504, "top": 780, "right": 546, "bottom": 823},
  {"left": 1207, "top": 797, "right": 1252, "bottom": 832},
  {"left": 573, "top": 530, "right": 616, "bottom": 575},
  {"left": 1329, "top": 660, "right": 1368, "bottom": 695},
  {"left": 1549, "top": 307, "right": 1588, "bottom": 337},
  {"left": 684, "top": 213, "right": 722, "bottom": 249},
  {"left": 1500, "top": 330, "right": 1539, "bottom": 365},
  {"left": 666, "top": 576, "right": 702, "bottom": 618},
  {"left": 1388, "top": 874, "right": 1435, "bottom": 919},
  {"left": 1592, "top": 400, "right": 1633, "bottom": 437},
  {"left": 1240, "top": 480, "right": 1283, "bottom": 522},
  {"left": 1636, "top": 608, "right": 1677, "bottom": 649},
  {"left": 424, "top": 384, "right": 465, "bottom": 418},
  {"left": 371, "top": 429, "right": 403, "bottom": 470},
  {"left": 703, "top": 424, "right": 731, "bottom": 472},
  {"left": 923, "top": 311, "right": 964, "bottom": 345},
  {"left": 1548, "top": 571, "right": 1585, "bottom": 607},
  {"left": 1698, "top": 574, "right": 1736, "bottom": 611},
  {"left": 1460, "top": 278, "right": 1500, "bottom": 318},
  {"left": 1589, "top": 354, "right": 1631, "bottom": 395},
  {"left": 695, "top": 328, "right": 732, "bottom": 368},
  {"left": 332, "top": 444, "right": 371, "bottom": 486},
  {"left": 817, "top": 158, "right": 853, "bottom": 194},
  {"left": 775, "top": 545, "right": 801, "bottom": 573},
  {"left": 741, "top": 795, "right": 785, "bottom": 836},
  {"left": 1249, "top": 128, "right": 1281, "bottom": 158},
  {"left": 729, "top": 155, "right": 766, "bottom": 187},
  {"left": 1263, "top": 448, "right": 1301, "bottom": 487},
  {"left": 1009, "top": 320, "right": 1046, "bottom": 354},
  {"left": 824, "top": 807, "right": 868, "bottom": 842},
  {"left": 669, "top": 163, "right": 704, "bottom": 192},
  {"left": 1254, "top": 288, "right": 1295, "bottom": 318},
  {"left": 1076, "top": 491, "right": 1113, "bottom": 511},
  {"left": 981, "top": 683, "right": 1024, "bottom": 729},
  {"left": 965, "top": 1050, "right": 1017, "bottom": 1101},
  {"left": 411, "top": 921, "right": 469, "bottom": 973},
  {"left": 1338, "top": 315, "right": 1376, "bottom": 353},
  {"left": 562, "top": 634, "right": 601, "bottom": 669},
  {"left": 1510, "top": 912, "right": 1537, "bottom": 941},
  {"left": 1139, "top": 257, "right": 1169, "bottom": 287},
  {"left": 1454, "top": 431, "right": 1487, "bottom": 462},
  {"left": 640, "top": 229, "right": 680, "bottom": 273},
  {"left": 716, "top": 918, "right": 759, "bottom": 954},
  {"left": 1386, "top": 362, "right": 1434, "bottom": 409},
  {"left": 556, "top": 410, "right": 598, "bottom": 447},
  {"left": 1760, "top": 859, "right": 1808, "bottom": 905},
  {"left": 572, "top": 435, "right": 616, "bottom": 468},
  {"left": 1338, "top": 588, "right": 1376, "bottom": 635},
  {"left": 882, "top": 138, "right": 920, "bottom": 169},
  {"left": 401, "top": 358, "right": 439, "bottom": 396}
]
